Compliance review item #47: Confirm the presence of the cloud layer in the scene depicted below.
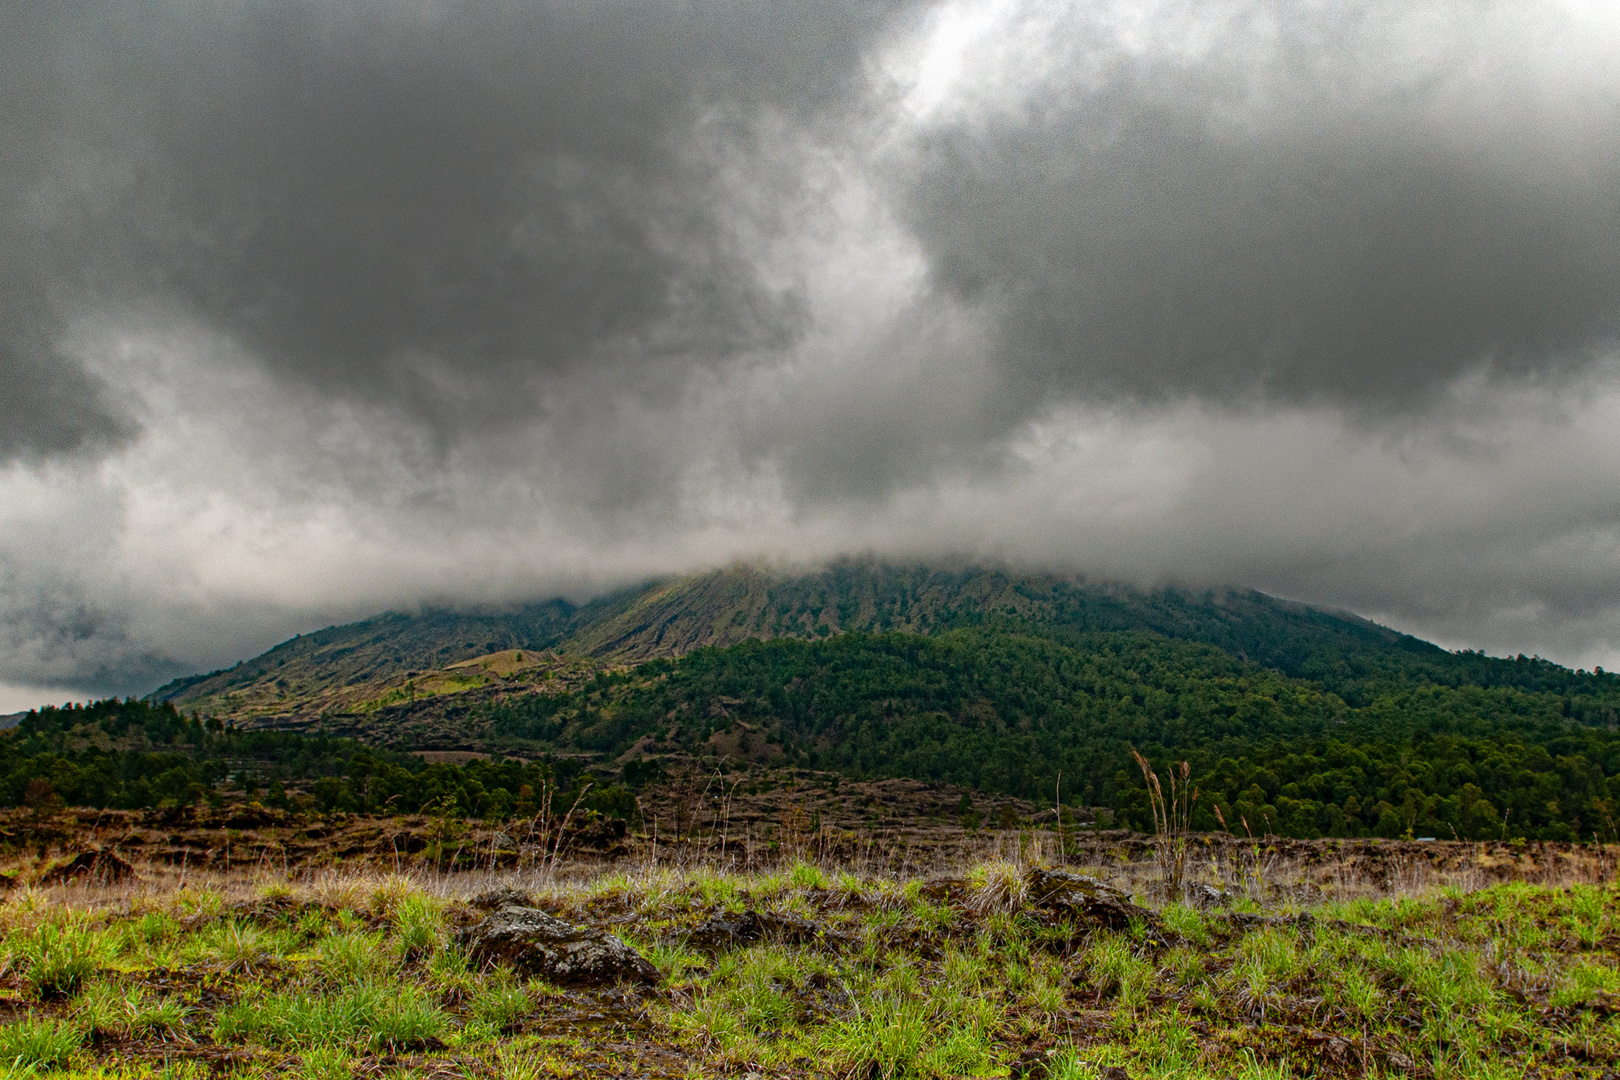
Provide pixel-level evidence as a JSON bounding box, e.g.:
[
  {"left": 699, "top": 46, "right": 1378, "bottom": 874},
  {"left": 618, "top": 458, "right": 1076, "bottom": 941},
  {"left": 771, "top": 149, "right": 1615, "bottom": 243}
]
[
  {"left": 902, "top": 1, "right": 1620, "bottom": 409},
  {"left": 3, "top": 0, "right": 1620, "bottom": 698}
]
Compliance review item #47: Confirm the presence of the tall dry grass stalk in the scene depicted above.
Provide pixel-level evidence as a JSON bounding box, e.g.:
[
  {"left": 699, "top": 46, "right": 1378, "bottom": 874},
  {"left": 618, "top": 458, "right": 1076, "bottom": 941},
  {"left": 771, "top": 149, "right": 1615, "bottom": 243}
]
[
  {"left": 7, "top": 836, "right": 1620, "bottom": 931},
  {"left": 1131, "top": 749, "right": 1198, "bottom": 901}
]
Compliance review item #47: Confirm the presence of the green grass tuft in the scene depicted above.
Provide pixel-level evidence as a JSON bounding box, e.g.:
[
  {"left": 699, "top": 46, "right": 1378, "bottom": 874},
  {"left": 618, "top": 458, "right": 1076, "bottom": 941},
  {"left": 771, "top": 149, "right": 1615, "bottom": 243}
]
[
  {"left": 317, "top": 929, "right": 395, "bottom": 986},
  {"left": 299, "top": 1045, "right": 353, "bottom": 1080},
  {"left": 213, "top": 982, "right": 448, "bottom": 1052},
  {"left": 391, "top": 893, "right": 445, "bottom": 962},
  {"left": 7, "top": 923, "right": 107, "bottom": 999},
  {"left": 471, "top": 980, "right": 530, "bottom": 1029},
  {"left": 0, "top": 1015, "right": 84, "bottom": 1072}
]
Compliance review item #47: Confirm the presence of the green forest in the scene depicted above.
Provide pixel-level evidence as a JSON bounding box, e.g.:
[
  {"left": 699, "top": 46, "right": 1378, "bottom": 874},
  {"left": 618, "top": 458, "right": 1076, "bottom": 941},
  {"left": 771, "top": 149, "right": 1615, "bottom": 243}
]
[
  {"left": 481, "top": 627, "right": 1620, "bottom": 842},
  {"left": 11, "top": 617, "right": 1620, "bottom": 843},
  {"left": 0, "top": 698, "right": 631, "bottom": 823}
]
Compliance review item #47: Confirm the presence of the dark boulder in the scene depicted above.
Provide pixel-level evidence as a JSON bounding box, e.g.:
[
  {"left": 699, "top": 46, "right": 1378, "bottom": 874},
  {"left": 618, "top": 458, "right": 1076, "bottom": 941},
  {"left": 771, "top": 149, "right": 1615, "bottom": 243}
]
[
  {"left": 681, "top": 910, "right": 828, "bottom": 953},
  {"left": 1023, "top": 867, "right": 1158, "bottom": 931},
  {"left": 468, "top": 885, "right": 534, "bottom": 911},
  {"left": 1186, "top": 882, "right": 1233, "bottom": 909},
  {"left": 457, "top": 905, "right": 658, "bottom": 986}
]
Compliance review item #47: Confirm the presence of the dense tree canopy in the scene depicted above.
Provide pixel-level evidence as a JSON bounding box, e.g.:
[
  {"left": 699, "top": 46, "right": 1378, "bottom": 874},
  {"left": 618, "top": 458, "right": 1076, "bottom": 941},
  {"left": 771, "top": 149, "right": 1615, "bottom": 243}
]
[
  {"left": 0, "top": 698, "right": 631, "bottom": 822},
  {"left": 11, "top": 620, "right": 1620, "bottom": 842},
  {"left": 482, "top": 628, "right": 1620, "bottom": 841}
]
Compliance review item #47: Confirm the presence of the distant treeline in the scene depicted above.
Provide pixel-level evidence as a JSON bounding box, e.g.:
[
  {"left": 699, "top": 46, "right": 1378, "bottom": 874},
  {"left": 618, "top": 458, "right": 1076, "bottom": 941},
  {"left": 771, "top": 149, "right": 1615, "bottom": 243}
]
[
  {"left": 1, "top": 699, "right": 635, "bottom": 822},
  {"left": 480, "top": 627, "right": 1620, "bottom": 842}
]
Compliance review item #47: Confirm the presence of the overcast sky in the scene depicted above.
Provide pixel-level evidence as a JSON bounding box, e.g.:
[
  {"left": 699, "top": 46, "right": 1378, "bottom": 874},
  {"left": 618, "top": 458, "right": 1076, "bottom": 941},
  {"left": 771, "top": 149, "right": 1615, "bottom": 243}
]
[{"left": 4, "top": 0, "right": 1620, "bottom": 709}]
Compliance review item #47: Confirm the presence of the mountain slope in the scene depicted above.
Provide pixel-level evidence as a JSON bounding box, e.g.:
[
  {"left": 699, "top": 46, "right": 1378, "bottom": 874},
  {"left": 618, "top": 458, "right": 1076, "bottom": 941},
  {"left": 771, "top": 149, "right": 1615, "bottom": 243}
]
[
  {"left": 152, "top": 560, "right": 1619, "bottom": 728},
  {"left": 482, "top": 625, "right": 1620, "bottom": 840},
  {"left": 133, "top": 560, "right": 1620, "bottom": 841},
  {"left": 562, "top": 562, "right": 1609, "bottom": 707},
  {"left": 560, "top": 562, "right": 1414, "bottom": 669},
  {"left": 150, "top": 595, "right": 613, "bottom": 718}
]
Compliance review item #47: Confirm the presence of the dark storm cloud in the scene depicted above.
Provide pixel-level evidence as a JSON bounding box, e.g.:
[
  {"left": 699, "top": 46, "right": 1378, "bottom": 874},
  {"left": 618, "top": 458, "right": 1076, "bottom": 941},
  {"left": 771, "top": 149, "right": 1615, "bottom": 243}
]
[
  {"left": 0, "top": 9, "right": 134, "bottom": 461},
  {"left": 0, "top": 0, "right": 918, "bottom": 456},
  {"left": 4, "top": 0, "right": 1620, "bottom": 703},
  {"left": 901, "top": 3, "right": 1620, "bottom": 409},
  {"left": 0, "top": 585, "right": 184, "bottom": 699},
  {"left": 0, "top": 305, "right": 134, "bottom": 462},
  {"left": 9, "top": 0, "right": 1616, "bottom": 455}
]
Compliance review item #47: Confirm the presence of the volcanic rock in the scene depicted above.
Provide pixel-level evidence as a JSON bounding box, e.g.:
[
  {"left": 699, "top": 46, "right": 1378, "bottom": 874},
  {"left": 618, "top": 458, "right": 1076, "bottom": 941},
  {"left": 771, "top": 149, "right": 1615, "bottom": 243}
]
[
  {"left": 468, "top": 885, "right": 534, "bottom": 911},
  {"left": 682, "top": 909, "right": 827, "bottom": 953},
  {"left": 1023, "top": 866, "right": 1157, "bottom": 930},
  {"left": 1186, "top": 882, "right": 1234, "bottom": 909},
  {"left": 457, "top": 905, "right": 658, "bottom": 986}
]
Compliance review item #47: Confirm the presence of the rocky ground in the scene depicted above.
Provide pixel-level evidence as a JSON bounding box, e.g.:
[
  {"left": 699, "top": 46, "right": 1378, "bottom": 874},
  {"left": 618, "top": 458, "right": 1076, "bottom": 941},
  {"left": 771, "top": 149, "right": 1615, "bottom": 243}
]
[
  {"left": 4, "top": 777, "right": 1616, "bottom": 1078},
  {"left": 7, "top": 794, "right": 1612, "bottom": 898},
  {"left": 1, "top": 848, "right": 1619, "bottom": 1079}
]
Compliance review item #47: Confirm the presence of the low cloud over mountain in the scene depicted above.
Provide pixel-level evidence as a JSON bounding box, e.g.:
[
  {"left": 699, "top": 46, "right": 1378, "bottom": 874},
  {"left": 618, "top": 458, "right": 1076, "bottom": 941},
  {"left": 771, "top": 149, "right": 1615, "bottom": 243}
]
[{"left": 3, "top": 0, "right": 1620, "bottom": 702}]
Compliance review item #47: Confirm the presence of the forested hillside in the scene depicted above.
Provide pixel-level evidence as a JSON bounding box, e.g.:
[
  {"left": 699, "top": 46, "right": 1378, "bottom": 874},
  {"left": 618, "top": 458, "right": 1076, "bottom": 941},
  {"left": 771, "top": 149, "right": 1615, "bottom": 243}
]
[
  {"left": 149, "top": 596, "right": 613, "bottom": 710},
  {"left": 125, "top": 562, "right": 1620, "bottom": 842},
  {"left": 154, "top": 562, "right": 1620, "bottom": 721},
  {"left": 481, "top": 627, "right": 1620, "bottom": 842}
]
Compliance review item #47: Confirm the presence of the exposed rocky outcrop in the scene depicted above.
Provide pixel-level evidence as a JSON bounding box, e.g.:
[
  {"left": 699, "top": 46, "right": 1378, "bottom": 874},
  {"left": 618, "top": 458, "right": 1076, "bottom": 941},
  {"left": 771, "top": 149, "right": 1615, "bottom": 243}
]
[
  {"left": 469, "top": 885, "right": 534, "bottom": 911},
  {"left": 1185, "top": 882, "right": 1233, "bottom": 909},
  {"left": 458, "top": 905, "right": 658, "bottom": 986},
  {"left": 1023, "top": 866, "right": 1158, "bottom": 930},
  {"left": 680, "top": 909, "right": 830, "bottom": 953}
]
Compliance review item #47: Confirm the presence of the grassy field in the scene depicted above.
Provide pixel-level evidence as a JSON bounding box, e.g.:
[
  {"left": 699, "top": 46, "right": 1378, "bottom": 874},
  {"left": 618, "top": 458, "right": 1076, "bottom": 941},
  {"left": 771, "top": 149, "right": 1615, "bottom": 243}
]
[{"left": 0, "top": 847, "right": 1617, "bottom": 1079}]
